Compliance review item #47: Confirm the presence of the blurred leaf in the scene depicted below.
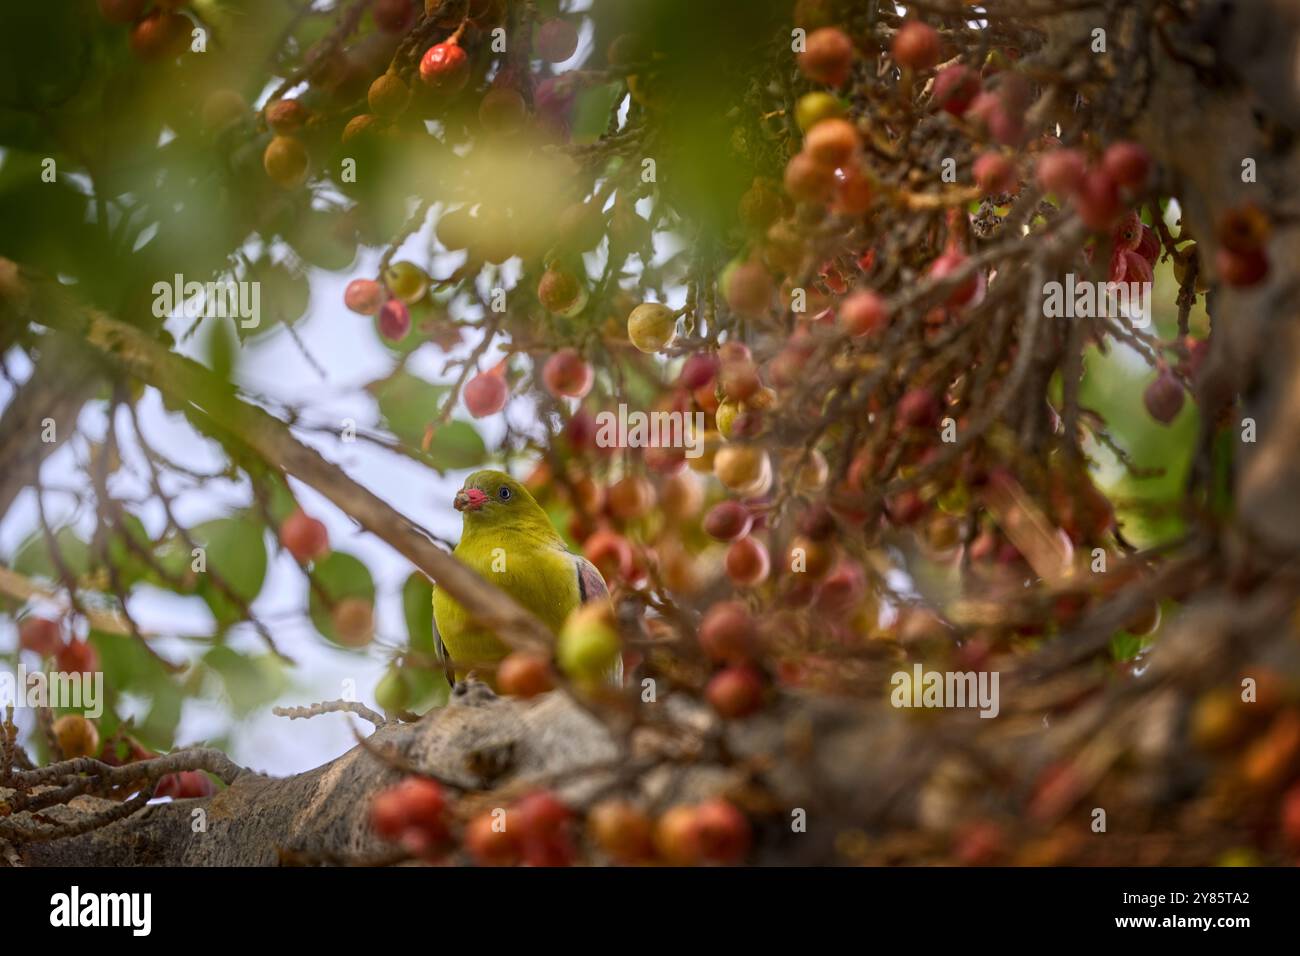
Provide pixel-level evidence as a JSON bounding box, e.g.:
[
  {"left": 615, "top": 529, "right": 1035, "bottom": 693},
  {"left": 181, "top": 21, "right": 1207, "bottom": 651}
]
[
  {"left": 571, "top": 82, "right": 623, "bottom": 145},
  {"left": 425, "top": 421, "right": 487, "bottom": 470},
  {"left": 370, "top": 371, "right": 448, "bottom": 446},
  {"left": 402, "top": 571, "right": 434, "bottom": 654},
  {"left": 106, "top": 512, "right": 154, "bottom": 588},
  {"left": 13, "top": 526, "right": 91, "bottom": 582},
  {"left": 307, "top": 551, "right": 375, "bottom": 645},
  {"left": 191, "top": 517, "right": 267, "bottom": 627},
  {"left": 89, "top": 630, "right": 185, "bottom": 751},
  {"left": 204, "top": 645, "right": 288, "bottom": 716}
]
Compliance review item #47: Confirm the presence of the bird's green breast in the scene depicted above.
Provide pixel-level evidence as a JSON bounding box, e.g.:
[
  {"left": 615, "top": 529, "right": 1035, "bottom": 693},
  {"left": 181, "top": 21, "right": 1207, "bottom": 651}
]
[{"left": 432, "top": 538, "right": 581, "bottom": 667}]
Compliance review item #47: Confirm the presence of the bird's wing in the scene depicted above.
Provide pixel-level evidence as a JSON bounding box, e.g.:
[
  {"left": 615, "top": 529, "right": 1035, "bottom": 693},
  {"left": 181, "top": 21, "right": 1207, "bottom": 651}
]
[
  {"left": 574, "top": 554, "right": 610, "bottom": 604},
  {"left": 430, "top": 587, "right": 456, "bottom": 687}
]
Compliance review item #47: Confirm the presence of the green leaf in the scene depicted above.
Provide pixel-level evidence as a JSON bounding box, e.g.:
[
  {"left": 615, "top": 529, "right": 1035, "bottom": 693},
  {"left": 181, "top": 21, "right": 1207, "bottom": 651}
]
[
  {"left": 106, "top": 512, "right": 154, "bottom": 588},
  {"left": 13, "top": 526, "right": 91, "bottom": 582},
  {"left": 190, "top": 517, "right": 268, "bottom": 627},
  {"left": 570, "top": 81, "right": 623, "bottom": 145},
  {"left": 402, "top": 571, "right": 434, "bottom": 654},
  {"left": 89, "top": 630, "right": 185, "bottom": 751},
  {"left": 424, "top": 420, "right": 488, "bottom": 470},
  {"left": 307, "top": 551, "right": 375, "bottom": 646},
  {"left": 370, "top": 372, "right": 449, "bottom": 447},
  {"left": 203, "top": 645, "right": 288, "bottom": 716}
]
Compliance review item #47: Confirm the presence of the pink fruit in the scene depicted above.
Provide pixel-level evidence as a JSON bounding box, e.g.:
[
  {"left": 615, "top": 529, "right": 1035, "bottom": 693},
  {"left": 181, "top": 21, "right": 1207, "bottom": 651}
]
[
  {"left": 798, "top": 28, "right": 854, "bottom": 87},
  {"left": 892, "top": 21, "right": 941, "bottom": 70},
  {"left": 1102, "top": 141, "right": 1151, "bottom": 192},
  {"left": 1143, "top": 369, "right": 1184, "bottom": 424},
  {"left": 281, "top": 509, "right": 330, "bottom": 563},
  {"left": 536, "top": 18, "right": 579, "bottom": 63},
  {"left": 345, "top": 278, "right": 385, "bottom": 315},
  {"left": 465, "top": 366, "right": 509, "bottom": 417},
  {"left": 1072, "top": 168, "right": 1122, "bottom": 231},
  {"left": 1035, "top": 148, "right": 1087, "bottom": 195},
  {"left": 973, "top": 151, "right": 1017, "bottom": 195},
  {"left": 704, "top": 501, "right": 753, "bottom": 541},
  {"left": 707, "top": 666, "right": 765, "bottom": 718},
  {"left": 419, "top": 40, "right": 469, "bottom": 93},
  {"left": 378, "top": 298, "right": 411, "bottom": 340},
  {"left": 542, "top": 348, "right": 594, "bottom": 398},
  {"left": 840, "top": 289, "right": 889, "bottom": 336},
  {"left": 932, "top": 64, "right": 980, "bottom": 116}
]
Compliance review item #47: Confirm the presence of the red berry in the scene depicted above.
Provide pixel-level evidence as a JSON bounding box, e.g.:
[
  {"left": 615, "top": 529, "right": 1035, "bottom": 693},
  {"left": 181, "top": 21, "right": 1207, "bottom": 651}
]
[
  {"left": 678, "top": 353, "right": 719, "bottom": 390},
  {"left": 280, "top": 509, "right": 330, "bottom": 563},
  {"left": 514, "top": 791, "right": 575, "bottom": 867},
  {"left": 932, "top": 64, "right": 980, "bottom": 116},
  {"left": 698, "top": 600, "right": 757, "bottom": 663},
  {"left": 1072, "top": 168, "right": 1122, "bottom": 231},
  {"left": 707, "top": 666, "right": 765, "bottom": 718},
  {"left": 497, "top": 652, "right": 555, "bottom": 698},
  {"left": 464, "top": 812, "right": 521, "bottom": 866},
  {"left": 814, "top": 561, "right": 866, "bottom": 616},
  {"left": 840, "top": 289, "right": 889, "bottom": 336},
  {"left": 798, "top": 28, "right": 854, "bottom": 87},
  {"left": 130, "top": 10, "right": 189, "bottom": 61},
  {"left": 542, "top": 348, "right": 594, "bottom": 398},
  {"left": 1143, "top": 369, "right": 1184, "bottom": 424},
  {"left": 19, "top": 617, "right": 61, "bottom": 657},
  {"left": 804, "top": 118, "right": 859, "bottom": 169},
  {"left": 97, "top": 0, "right": 146, "bottom": 24},
  {"left": 892, "top": 21, "right": 941, "bottom": 70},
  {"left": 373, "top": 0, "right": 416, "bottom": 33},
  {"left": 588, "top": 800, "right": 655, "bottom": 864},
  {"left": 655, "top": 805, "right": 705, "bottom": 865},
  {"left": 156, "top": 770, "right": 215, "bottom": 800},
  {"left": 371, "top": 778, "right": 449, "bottom": 850},
  {"left": 464, "top": 367, "right": 509, "bottom": 417},
  {"left": 928, "top": 248, "right": 983, "bottom": 308},
  {"left": 1216, "top": 246, "right": 1269, "bottom": 287},
  {"left": 266, "top": 99, "right": 309, "bottom": 134},
  {"left": 536, "top": 18, "right": 579, "bottom": 63},
  {"left": 723, "top": 261, "right": 774, "bottom": 317},
  {"left": 345, "top": 278, "right": 385, "bottom": 315},
  {"left": 1102, "top": 141, "right": 1151, "bottom": 192},
  {"left": 694, "top": 798, "right": 751, "bottom": 863},
  {"left": 887, "top": 488, "right": 926, "bottom": 525},
  {"left": 832, "top": 163, "right": 874, "bottom": 216},
  {"left": 378, "top": 298, "right": 411, "bottom": 340},
  {"left": 56, "top": 639, "right": 98, "bottom": 675},
  {"left": 784, "top": 152, "right": 834, "bottom": 203},
  {"left": 725, "top": 536, "right": 770, "bottom": 587},
  {"left": 419, "top": 40, "right": 470, "bottom": 93},
  {"left": 973, "top": 151, "right": 1017, "bottom": 195},
  {"left": 583, "top": 529, "right": 634, "bottom": 581},
  {"left": 1035, "top": 148, "right": 1087, "bottom": 196}
]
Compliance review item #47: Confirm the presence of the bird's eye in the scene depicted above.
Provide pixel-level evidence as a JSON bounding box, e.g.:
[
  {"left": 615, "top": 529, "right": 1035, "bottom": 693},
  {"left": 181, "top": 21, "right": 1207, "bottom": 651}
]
[{"left": 498, "top": 486, "right": 512, "bottom": 501}]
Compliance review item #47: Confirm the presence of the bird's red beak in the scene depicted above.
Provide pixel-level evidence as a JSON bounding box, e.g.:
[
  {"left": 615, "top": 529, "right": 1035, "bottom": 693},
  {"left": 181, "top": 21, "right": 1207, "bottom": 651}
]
[{"left": 454, "top": 487, "right": 488, "bottom": 512}]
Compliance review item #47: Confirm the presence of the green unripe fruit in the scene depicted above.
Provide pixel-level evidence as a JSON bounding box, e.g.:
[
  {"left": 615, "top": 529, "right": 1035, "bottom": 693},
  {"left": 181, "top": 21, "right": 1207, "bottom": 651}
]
[
  {"left": 557, "top": 603, "right": 621, "bottom": 683},
  {"left": 627, "top": 302, "right": 677, "bottom": 353},
  {"left": 794, "top": 92, "right": 844, "bottom": 132},
  {"left": 375, "top": 666, "right": 409, "bottom": 712},
  {"left": 384, "top": 261, "right": 429, "bottom": 303}
]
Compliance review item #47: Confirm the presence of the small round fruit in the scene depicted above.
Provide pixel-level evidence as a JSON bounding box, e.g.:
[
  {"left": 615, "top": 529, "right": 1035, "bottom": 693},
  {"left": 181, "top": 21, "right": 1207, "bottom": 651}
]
[
  {"left": 465, "top": 811, "right": 521, "bottom": 866},
  {"left": 588, "top": 800, "right": 654, "bottom": 864},
  {"left": 1036, "top": 148, "right": 1087, "bottom": 196},
  {"left": 627, "top": 302, "right": 677, "bottom": 353},
  {"left": 1216, "top": 246, "right": 1269, "bottom": 287},
  {"left": 155, "top": 770, "right": 216, "bottom": 800},
  {"left": 892, "top": 21, "right": 941, "bottom": 70},
  {"left": 384, "top": 261, "right": 429, "bottom": 303},
  {"left": 798, "top": 27, "right": 853, "bottom": 87},
  {"left": 703, "top": 501, "right": 753, "bottom": 541},
  {"left": 375, "top": 666, "right": 410, "bottom": 713},
  {"left": 698, "top": 600, "right": 756, "bottom": 663},
  {"left": 378, "top": 298, "right": 411, "bottom": 340},
  {"left": 897, "top": 387, "right": 942, "bottom": 429},
  {"left": 497, "top": 652, "right": 555, "bottom": 698},
  {"left": 52, "top": 715, "right": 99, "bottom": 759},
  {"left": 928, "top": 248, "right": 982, "bottom": 308},
  {"left": 784, "top": 151, "right": 835, "bottom": 204},
  {"left": 479, "top": 87, "right": 528, "bottom": 135},
  {"left": 804, "top": 118, "right": 859, "bottom": 169},
  {"left": 557, "top": 602, "right": 621, "bottom": 683},
  {"left": 679, "top": 353, "right": 719, "bottom": 390},
  {"left": 694, "top": 798, "right": 751, "bottom": 863},
  {"left": 707, "top": 665, "right": 765, "bottom": 718},
  {"left": 265, "top": 99, "right": 309, "bottom": 134},
  {"left": 795, "top": 91, "right": 844, "bottom": 132},
  {"left": 57, "top": 639, "right": 99, "bottom": 675},
  {"left": 654, "top": 805, "right": 704, "bottom": 865},
  {"left": 130, "top": 10, "right": 189, "bottom": 61},
  {"left": 201, "top": 89, "right": 247, "bottom": 132},
  {"left": 542, "top": 348, "right": 594, "bottom": 398},
  {"left": 368, "top": 73, "right": 411, "bottom": 117},
  {"left": 583, "top": 529, "right": 634, "bottom": 581},
  {"left": 19, "top": 617, "right": 61, "bottom": 657},
  {"left": 538, "top": 267, "right": 584, "bottom": 315},
  {"left": 973, "top": 151, "right": 1017, "bottom": 195},
  {"left": 373, "top": 0, "right": 416, "bottom": 32},
  {"left": 1143, "top": 369, "right": 1184, "bottom": 424},
  {"left": 722, "top": 261, "right": 774, "bottom": 317},
  {"left": 98, "top": 0, "right": 147, "bottom": 24},
  {"left": 331, "top": 597, "right": 375, "bottom": 647},
  {"left": 345, "top": 278, "right": 385, "bottom": 315},
  {"left": 932, "top": 64, "right": 979, "bottom": 116},
  {"left": 419, "top": 40, "right": 470, "bottom": 93},
  {"left": 725, "top": 536, "right": 770, "bottom": 587},
  {"left": 464, "top": 368, "right": 509, "bottom": 417},
  {"left": 263, "top": 135, "right": 309, "bottom": 188},
  {"left": 536, "top": 18, "right": 579, "bottom": 63},
  {"left": 840, "top": 289, "right": 889, "bottom": 336},
  {"left": 280, "top": 509, "right": 330, "bottom": 563},
  {"left": 608, "top": 475, "right": 656, "bottom": 520},
  {"left": 1072, "top": 168, "right": 1122, "bottom": 231},
  {"left": 1101, "top": 141, "right": 1151, "bottom": 191}
]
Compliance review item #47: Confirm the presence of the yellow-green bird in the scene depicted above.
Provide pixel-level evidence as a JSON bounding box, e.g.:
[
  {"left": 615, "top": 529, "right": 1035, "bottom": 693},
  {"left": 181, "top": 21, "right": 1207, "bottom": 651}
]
[{"left": 432, "top": 469, "right": 610, "bottom": 679}]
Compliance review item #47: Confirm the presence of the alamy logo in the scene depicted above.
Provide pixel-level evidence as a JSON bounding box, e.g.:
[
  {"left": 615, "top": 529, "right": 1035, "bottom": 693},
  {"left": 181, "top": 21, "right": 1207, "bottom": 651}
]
[
  {"left": 595, "top": 404, "right": 706, "bottom": 459},
  {"left": 1042, "top": 274, "right": 1152, "bottom": 328},
  {"left": 50, "top": 886, "right": 151, "bottom": 936},
  {"left": 152, "top": 274, "right": 260, "bottom": 329},
  {"left": 0, "top": 666, "right": 103, "bottom": 718},
  {"left": 891, "top": 664, "right": 1000, "bottom": 718}
]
